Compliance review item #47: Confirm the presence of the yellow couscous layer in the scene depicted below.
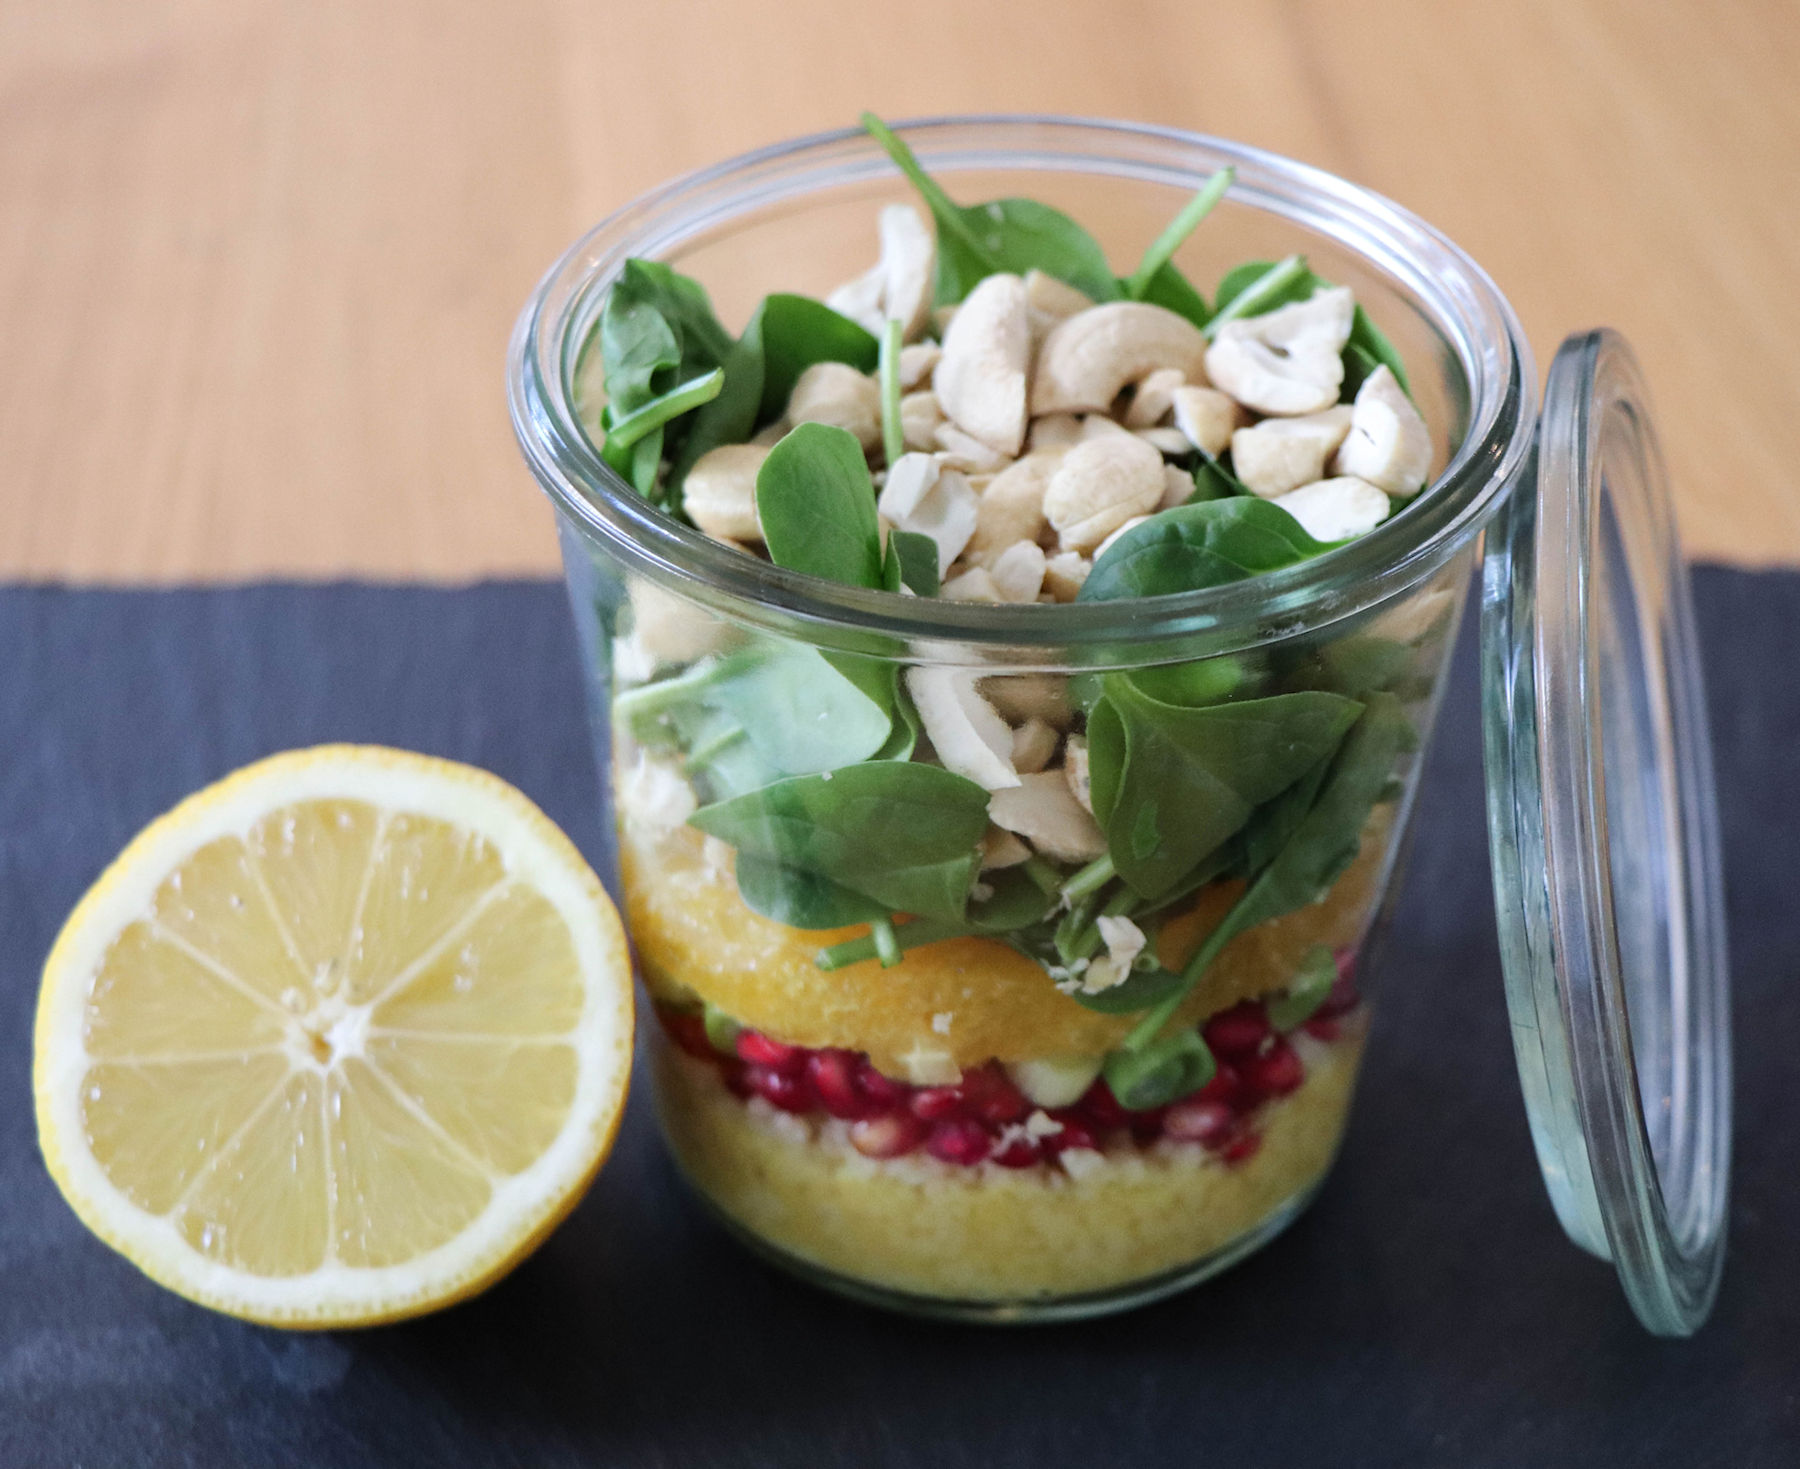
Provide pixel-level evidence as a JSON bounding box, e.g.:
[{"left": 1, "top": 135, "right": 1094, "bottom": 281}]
[{"left": 653, "top": 1021, "right": 1366, "bottom": 1305}]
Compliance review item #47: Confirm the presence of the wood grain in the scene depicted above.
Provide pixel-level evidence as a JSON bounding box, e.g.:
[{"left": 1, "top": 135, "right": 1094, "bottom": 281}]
[{"left": 3, "top": 0, "right": 1795, "bottom": 581}]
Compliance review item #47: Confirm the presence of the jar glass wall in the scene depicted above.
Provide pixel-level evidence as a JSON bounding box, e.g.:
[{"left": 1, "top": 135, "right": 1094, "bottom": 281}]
[{"left": 511, "top": 118, "right": 1535, "bottom": 1321}]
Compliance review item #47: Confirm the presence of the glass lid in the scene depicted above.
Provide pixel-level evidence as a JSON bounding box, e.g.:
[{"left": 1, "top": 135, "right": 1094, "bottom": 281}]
[{"left": 1480, "top": 328, "right": 1731, "bottom": 1337}]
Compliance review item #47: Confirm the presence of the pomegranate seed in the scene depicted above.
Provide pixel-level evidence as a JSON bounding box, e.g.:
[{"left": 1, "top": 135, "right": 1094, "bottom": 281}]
[
  {"left": 926, "top": 1117, "right": 991, "bottom": 1166},
  {"left": 910, "top": 1085, "right": 967, "bottom": 1121},
  {"left": 1221, "top": 1131, "right": 1264, "bottom": 1165},
  {"left": 745, "top": 1064, "right": 813, "bottom": 1113},
  {"left": 1162, "top": 1097, "right": 1237, "bottom": 1145},
  {"left": 854, "top": 1060, "right": 910, "bottom": 1113},
  {"left": 959, "top": 1064, "right": 1029, "bottom": 1126},
  {"left": 991, "top": 1135, "right": 1041, "bottom": 1169},
  {"left": 806, "top": 1049, "right": 867, "bottom": 1119},
  {"left": 736, "top": 1030, "right": 805, "bottom": 1072},
  {"left": 1303, "top": 1016, "right": 1341, "bottom": 1042},
  {"left": 1203, "top": 1002, "right": 1271, "bottom": 1059},
  {"left": 849, "top": 1112, "right": 927, "bottom": 1159},
  {"left": 1129, "top": 1107, "right": 1167, "bottom": 1141},
  {"left": 720, "top": 1060, "right": 752, "bottom": 1098},
  {"left": 1042, "top": 1112, "right": 1098, "bottom": 1154},
  {"left": 1075, "top": 1079, "right": 1131, "bottom": 1131},
  {"left": 658, "top": 1008, "right": 718, "bottom": 1062},
  {"left": 1188, "top": 1061, "right": 1242, "bottom": 1108},
  {"left": 1241, "top": 1037, "right": 1304, "bottom": 1100}
]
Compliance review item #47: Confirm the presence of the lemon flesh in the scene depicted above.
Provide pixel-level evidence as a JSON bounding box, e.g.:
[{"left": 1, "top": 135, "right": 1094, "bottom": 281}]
[{"left": 34, "top": 747, "right": 633, "bottom": 1328}]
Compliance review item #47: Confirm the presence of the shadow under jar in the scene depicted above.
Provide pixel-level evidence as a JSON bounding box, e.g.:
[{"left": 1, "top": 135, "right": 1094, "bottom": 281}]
[{"left": 509, "top": 117, "right": 1536, "bottom": 1322}]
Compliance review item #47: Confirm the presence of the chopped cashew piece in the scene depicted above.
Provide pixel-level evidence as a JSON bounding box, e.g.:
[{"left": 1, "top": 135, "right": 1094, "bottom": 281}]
[
  {"left": 1082, "top": 915, "right": 1148, "bottom": 993},
  {"left": 1027, "top": 413, "right": 1083, "bottom": 450},
  {"left": 988, "top": 772, "right": 1108, "bottom": 862},
  {"left": 880, "top": 463, "right": 978, "bottom": 576},
  {"left": 1063, "top": 735, "right": 1093, "bottom": 813},
  {"left": 904, "top": 667, "right": 1020, "bottom": 790},
  {"left": 628, "top": 579, "right": 736, "bottom": 665},
  {"left": 1203, "top": 286, "right": 1354, "bottom": 416},
  {"left": 1332, "top": 365, "right": 1432, "bottom": 497},
  {"left": 1161, "top": 463, "right": 1197, "bottom": 509},
  {"left": 897, "top": 341, "right": 942, "bottom": 389},
  {"left": 989, "top": 539, "right": 1048, "bottom": 603},
  {"left": 749, "top": 417, "right": 790, "bottom": 448},
  {"left": 981, "top": 825, "right": 1033, "bottom": 870},
  {"left": 1010, "top": 717, "right": 1060, "bottom": 775},
  {"left": 1136, "top": 427, "right": 1195, "bottom": 457},
  {"left": 787, "top": 361, "right": 882, "bottom": 449},
  {"left": 1230, "top": 406, "right": 1354, "bottom": 499},
  {"left": 1093, "top": 515, "right": 1150, "bottom": 561},
  {"left": 1270, "top": 476, "right": 1391, "bottom": 542},
  {"left": 897, "top": 1042, "right": 962, "bottom": 1087},
  {"left": 824, "top": 266, "right": 885, "bottom": 337},
  {"left": 940, "top": 566, "right": 1002, "bottom": 601},
  {"left": 1043, "top": 434, "right": 1166, "bottom": 553},
  {"left": 1042, "top": 552, "right": 1091, "bottom": 602},
  {"left": 1370, "top": 582, "right": 1458, "bottom": 645},
  {"left": 1031, "top": 303, "right": 1211, "bottom": 416},
  {"left": 1023, "top": 269, "right": 1094, "bottom": 322},
  {"left": 682, "top": 443, "right": 770, "bottom": 543},
  {"left": 1078, "top": 413, "right": 1133, "bottom": 441},
  {"left": 981, "top": 674, "right": 1074, "bottom": 728},
  {"left": 1007, "top": 1055, "right": 1105, "bottom": 1108},
  {"left": 617, "top": 751, "right": 698, "bottom": 834},
  {"left": 900, "top": 390, "right": 945, "bottom": 452},
  {"left": 934, "top": 272, "right": 1030, "bottom": 456},
  {"left": 964, "top": 452, "right": 1059, "bottom": 565},
  {"left": 824, "top": 204, "right": 935, "bottom": 341},
  {"left": 1170, "top": 386, "right": 1244, "bottom": 455},
  {"left": 933, "top": 422, "right": 1012, "bottom": 473},
  {"left": 1123, "top": 367, "right": 1187, "bottom": 427}
]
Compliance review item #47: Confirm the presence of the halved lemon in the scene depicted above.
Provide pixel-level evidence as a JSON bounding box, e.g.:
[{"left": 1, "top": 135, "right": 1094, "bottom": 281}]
[{"left": 33, "top": 746, "right": 633, "bottom": 1328}]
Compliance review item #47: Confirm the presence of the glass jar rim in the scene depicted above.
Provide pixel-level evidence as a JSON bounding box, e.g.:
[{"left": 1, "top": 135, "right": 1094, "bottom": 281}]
[{"left": 508, "top": 114, "right": 1537, "bottom": 659}]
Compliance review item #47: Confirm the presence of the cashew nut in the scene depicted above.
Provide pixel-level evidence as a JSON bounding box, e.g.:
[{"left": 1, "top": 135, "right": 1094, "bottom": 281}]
[
  {"left": 1170, "top": 386, "right": 1244, "bottom": 456},
  {"left": 900, "top": 390, "right": 944, "bottom": 452},
  {"left": 1204, "top": 286, "right": 1354, "bottom": 416},
  {"left": 1270, "top": 476, "right": 1391, "bottom": 542},
  {"left": 626, "top": 579, "right": 737, "bottom": 667},
  {"left": 897, "top": 341, "right": 941, "bottom": 389},
  {"left": 1078, "top": 413, "right": 1132, "bottom": 441},
  {"left": 934, "top": 272, "right": 1030, "bottom": 456},
  {"left": 1010, "top": 717, "right": 1060, "bottom": 775},
  {"left": 981, "top": 825, "right": 1032, "bottom": 870},
  {"left": 981, "top": 674, "right": 1074, "bottom": 728},
  {"left": 1160, "top": 463, "right": 1196, "bottom": 509},
  {"left": 1031, "top": 302, "right": 1210, "bottom": 416},
  {"left": 1027, "top": 413, "right": 1083, "bottom": 450},
  {"left": 825, "top": 204, "right": 936, "bottom": 342},
  {"left": 1024, "top": 268, "right": 1095, "bottom": 323},
  {"left": 618, "top": 750, "right": 698, "bottom": 835},
  {"left": 1041, "top": 551, "right": 1091, "bottom": 602},
  {"left": 940, "top": 566, "right": 1001, "bottom": 602},
  {"left": 905, "top": 667, "right": 1020, "bottom": 790},
  {"left": 988, "top": 772, "right": 1107, "bottom": 862},
  {"left": 1093, "top": 514, "right": 1151, "bottom": 561},
  {"left": 786, "top": 361, "right": 882, "bottom": 449},
  {"left": 933, "top": 422, "right": 1012, "bottom": 474},
  {"left": 988, "top": 539, "right": 1048, "bottom": 603},
  {"left": 1043, "top": 434, "right": 1166, "bottom": 553},
  {"left": 1123, "top": 367, "right": 1187, "bottom": 428},
  {"left": 1136, "top": 427, "right": 1196, "bottom": 457},
  {"left": 682, "top": 443, "right": 770, "bottom": 543},
  {"left": 877, "top": 457, "right": 978, "bottom": 576},
  {"left": 1332, "top": 365, "right": 1432, "bottom": 497},
  {"left": 964, "top": 452, "right": 1059, "bottom": 565},
  {"left": 1063, "top": 734, "right": 1094, "bottom": 812},
  {"left": 1082, "top": 915, "right": 1147, "bottom": 993},
  {"left": 1229, "top": 405, "right": 1354, "bottom": 499}
]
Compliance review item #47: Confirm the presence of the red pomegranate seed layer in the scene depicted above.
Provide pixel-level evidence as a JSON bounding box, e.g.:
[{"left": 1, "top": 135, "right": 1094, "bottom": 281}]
[{"left": 654, "top": 973, "right": 1359, "bottom": 1173}]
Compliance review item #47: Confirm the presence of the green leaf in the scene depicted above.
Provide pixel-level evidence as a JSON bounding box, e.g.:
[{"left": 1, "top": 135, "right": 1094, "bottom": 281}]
[
  {"left": 1064, "top": 965, "right": 1189, "bottom": 1015},
  {"left": 886, "top": 529, "right": 941, "bottom": 596},
  {"left": 1079, "top": 498, "right": 1333, "bottom": 602},
  {"left": 1103, "top": 1031, "right": 1215, "bottom": 1110},
  {"left": 755, "top": 423, "right": 885, "bottom": 589},
  {"left": 1132, "top": 261, "right": 1212, "bottom": 330},
  {"left": 1267, "top": 945, "right": 1337, "bottom": 1031},
  {"left": 690, "top": 761, "right": 990, "bottom": 923},
  {"left": 861, "top": 112, "right": 1120, "bottom": 305},
  {"left": 602, "top": 368, "right": 724, "bottom": 452},
  {"left": 1123, "top": 167, "right": 1234, "bottom": 302},
  {"left": 878, "top": 317, "right": 905, "bottom": 467},
  {"left": 1213, "top": 257, "right": 1412, "bottom": 399},
  {"left": 702, "top": 1001, "right": 743, "bottom": 1054},
  {"left": 733, "top": 854, "right": 893, "bottom": 930},
  {"left": 1089, "top": 683, "right": 1363, "bottom": 901},
  {"left": 754, "top": 294, "right": 880, "bottom": 422},
  {"left": 1126, "top": 655, "right": 1250, "bottom": 708},
  {"left": 705, "top": 644, "right": 893, "bottom": 775},
  {"left": 670, "top": 332, "right": 765, "bottom": 490}
]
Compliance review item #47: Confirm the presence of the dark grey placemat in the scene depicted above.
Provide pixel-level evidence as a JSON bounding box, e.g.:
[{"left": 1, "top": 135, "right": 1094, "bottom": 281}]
[{"left": 0, "top": 572, "right": 1793, "bottom": 1468}]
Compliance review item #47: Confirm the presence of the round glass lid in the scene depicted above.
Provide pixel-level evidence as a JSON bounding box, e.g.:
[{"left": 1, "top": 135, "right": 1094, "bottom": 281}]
[{"left": 1480, "top": 328, "right": 1731, "bottom": 1337}]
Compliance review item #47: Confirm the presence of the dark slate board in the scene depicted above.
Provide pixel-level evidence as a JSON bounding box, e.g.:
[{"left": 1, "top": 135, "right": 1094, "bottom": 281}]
[{"left": 0, "top": 572, "right": 1794, "bottom": 1468}]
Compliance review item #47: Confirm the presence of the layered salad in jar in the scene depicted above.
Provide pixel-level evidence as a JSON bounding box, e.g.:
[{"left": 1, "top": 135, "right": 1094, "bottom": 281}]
[{"left": 579, "top": 116, "right": 1459, "bottom": 1314}]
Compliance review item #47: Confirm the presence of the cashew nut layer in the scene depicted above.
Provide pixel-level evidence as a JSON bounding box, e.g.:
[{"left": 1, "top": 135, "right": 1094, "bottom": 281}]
[
  {"left": 981, "top": 674, "right": 1074, "bottom": 728},
  {"left": 905, "top": 667, "right": 1021, "bottom": 790},
  {"left": 1230, "top": 405, "right": 1354, "bottom": 499},
  {"left": 988, "top": 771, "right": 1108, "bottom": 862},
  {"left": 933, "top": 422, "right": 1012, "bottom": 473},
  {"left": 1332, "top": 365, "right": 1432, "bottom": 497},
  {"left": 1204, "top": 286, "right": 1354, "bottom": 416},
  {"left": 1170, "top": 386, "right": 1244, "bottom": 455},
  {"left": 1270, "top": 475, "right": 1391, "bottom": 542},
  {"left": 824, "top": 203, "right": 936, "bottom": 341},
  {"left": 786, "top": 361, "right": 882, "bottom": 449},
  {"left": 900, "top": 390, "right": 944, "bottom": 452},
  {"left": 682, "top": 443, "right": 770, "bottom": 543},
  {"left": 1031, "top": 302, "right": 1210, "bottom": 416},
  {"left": 934, "top": 272, "right": 1031, "bottom": 456},
  {"left": 988, "top": 539, "right": 1048, "bottom": 603},
  {"left": 1063, "top": 734, "right": 1094, "bottom": 812},
  {"left": 1123, "top": 367, "right": 1187, "bottom": 428},
  {"left": 1042, "top": 433, "right": 1166, "bottom": 553},
  {"left": 964, "top": 451, "right": 1060, "bottom": 565},
  {"left": 1027, "top": 413, "right": 1083, "bottom": 450},
  {"left": 877, "top": 455, "right": 978, "bottom": 575},
  {"left": 1010, "top": 717, "right": 1060, "bottom": 775},
  {"left": 1041, "top": 551, "right": 1091, "bottom": 602},
  {"left": 897, "top": 341, "right": 941, "bottom": 389}
]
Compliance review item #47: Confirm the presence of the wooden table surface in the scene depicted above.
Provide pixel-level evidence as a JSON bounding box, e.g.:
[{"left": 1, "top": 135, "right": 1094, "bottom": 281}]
[{"left": 4, "top": 0, "right": 1796, "bottom": 582}]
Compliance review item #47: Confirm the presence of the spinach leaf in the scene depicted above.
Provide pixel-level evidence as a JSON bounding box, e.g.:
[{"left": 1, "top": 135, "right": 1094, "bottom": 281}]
[
  {"left": 1104, "top": 1030, "right": 1215, "bottom": 1110},
  {"left": 1267, "top": 944, "right": 1337, "bottom": 1031},
  {"left": 690, "top": 761, "right": 990, "bottom": 922},
  {"left": 1213, "top": 257, "right": 1412, "bottom": 399},
  {"left": 755, "top": 423, "right": 885, "bottom": 589},
  {"left": 1079, "top": 498, "right": 1333, "bottom": 602},
  {"left": 1090, "top": 682, "right": 1363, "bottom": 901},
  {"left": 1064, "top": 964, "right": 1189, "bottom": 1015},
  {"left": 1126, "top": 655, "right": 1251, "bottom": 707},
  {"left": 601, "top": 368, "right": 724, "bottom": 452},
  {"left": 1133, "top": 262, "right": 1212, "bottom": 330},
  {"left": 754, "top": 293, "right": 880, "bottom": 422},
  {"left": 861, "top": 112, "right": 1120, "bottom": 305},
  {"left": 734, "top": 853, "right": 893, "bottom": 930},
  {"left": 704, "top": 644, "right": 893, "bottom": 775},
  {"left": 886, "top": 529, "right": 941, "bottom": 596},
  {"left": 878, "top": 317, "right": 905, "bottom": 466},
  {"left": 1122, "top": 166, "right": 1234, "bottom": 303},
  {"left": 670, "top": 332, "right": 764, "bottom": 488}
]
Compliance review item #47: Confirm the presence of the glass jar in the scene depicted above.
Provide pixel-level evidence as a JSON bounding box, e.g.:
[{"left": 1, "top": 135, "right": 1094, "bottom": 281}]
[{"left": 509, "top": 117, "right": 1540, "bottom": 1322}]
